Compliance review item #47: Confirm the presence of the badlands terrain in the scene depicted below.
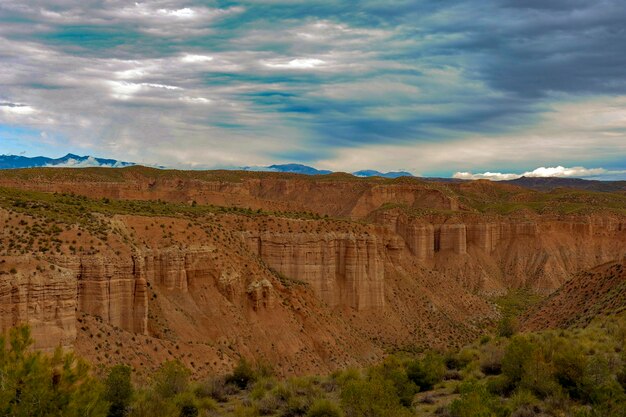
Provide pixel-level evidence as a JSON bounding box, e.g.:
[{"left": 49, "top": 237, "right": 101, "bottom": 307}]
[{"left": 0, "top": 166, "right": 625, "bottom": 379}]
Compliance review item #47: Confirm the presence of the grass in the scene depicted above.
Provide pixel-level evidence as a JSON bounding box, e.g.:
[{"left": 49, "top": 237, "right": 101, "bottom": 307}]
[{"left": 492, "top": 289, "right": 543, "bottom": 319}]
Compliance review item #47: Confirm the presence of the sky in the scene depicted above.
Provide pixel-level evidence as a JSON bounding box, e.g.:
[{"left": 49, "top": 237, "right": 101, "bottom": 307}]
[{"left": 0, "top": 0, "right": 625, "bottom": 179}]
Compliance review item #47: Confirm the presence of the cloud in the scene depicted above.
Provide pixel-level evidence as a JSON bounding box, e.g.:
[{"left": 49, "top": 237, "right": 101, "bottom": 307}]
[
  {"left": 180, "top": 54, "right": 214, "bottom": 64},
  {"left": 45, "top": 156, "right": 128, "bottom": 168},
  {"left": 0, "top": 0, "right": 623, "bottom": 174},
  {"left": 263, "top": 58, "right": 327, "bottom": 70},
  {"left": 0, "top": 102, "right": 37, "bottom": 115},
  {"left": 453, "top": 166, "right": 626, "bottom": 181}
]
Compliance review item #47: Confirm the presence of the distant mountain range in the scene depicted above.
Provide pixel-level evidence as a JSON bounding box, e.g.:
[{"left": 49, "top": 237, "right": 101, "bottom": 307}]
[
  {"left": 1, "top": 154, "right": 624, "bottom": 192},
  {"left": 0, "top": 155, "right": 410, "bottom": 178},
  {"left": 245, "top": 163, "right": 413, "bottom": 178},
  {"left": 0, "top": 153, "right": 134, "bottom": 169}
]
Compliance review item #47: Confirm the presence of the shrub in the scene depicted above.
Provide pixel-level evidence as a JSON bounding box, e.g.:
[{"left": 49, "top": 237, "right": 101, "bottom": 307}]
[
  {"left": 105, "top": 364, "right": 133, "bottom": 417},
  {"left": 306, "top": 399, "right": 343, "bottom": 417},
  {"left": 446, "top": 348, "right": 475, "bottom": 370},
  {"left": 553, "top": 342, "right": 587, "bottom": 399},
  {"left": 449, "top": 380, "right": 507, "bottom": 417},
  {"left": 502, "top": 336, "right": 535, "bottom": 385},
  {"left": 129, "top": 389, "right": 177, "bottom": 417},
  {"left": 226, "top": 358, "right": 258, "bottom": 390},
  {"left": 480, "top": 343, "right": 505, "bottom": 376},
  {"left": 519, "top": 349, "right": 560, "bottom": 400},
  {"left": 174, "top": 392, "right": 199, "bottom": 417},
  {"left": 485, "top": 375, "right": 513, "bottom": 396},
  {"left": 153, "top": 360, "right": 191, "bottom": 399},
  {"left": 407, "top": 352, "right": 446, "bottom": 392},
  {"left": 340, "top": 374, "right": 411, "bottom": 417},
  {"left": 0, "top": 325, "right": 108, "bottom": 417},
  {"left": 194, "top": 377, "right": 227, "bottom": 402},
  {"left": 497, "top": 316, "right": 517, "bottom": 338},
  {"left": 369, "top": 356, "right": 418, "bottom": 406}
]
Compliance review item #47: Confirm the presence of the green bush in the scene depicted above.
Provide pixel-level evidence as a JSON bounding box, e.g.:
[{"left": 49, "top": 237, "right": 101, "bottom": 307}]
[
  {"left": 445, "top": 348, "right": 475, "bottom": 371},
  {"left": 306, "top": 399, "right": 343, "bottom": 417},
  {"left": 174, "top": 392, "right": 199, "bottom": 417},
  {"left": 369, "top": 356, "right": 418, "bottom": 406},
  {"left": 0, "top": 325, "right": 108, "bottom": 417},
  {"left": 340, "top": 374, "right": 411, "bottom": 417},
  {"left": 553, "top": 341, "right": 587, "bottom": 399},
  {"left": 129, "top": 389, "right": 177, "bottom": 417},
  {"left": 153, "top": 360, "right": 191, "bottom": 399},
  {"left": 105, "top": 364, "right": 133, "bottom": 417},
  {"left": 485, "top": 375, "right": 512, "bottom": 396},
  {"left": 407, "top": 352, "right": 446, "bottom": 392},
  {"left": 480, "top": 343, "right": 505, "bottom": 376},
  {"left": 226, "top": 358, "right": 258, "bottom": 390},
  {"left": 497, "top": 316, "right": 517, "bottom": 338},
  {"left": 449, "top": 380, "right": 507, "bottom": 417},
  {"left": 502, "top": 336, "right": 535, "bottom": 385}
]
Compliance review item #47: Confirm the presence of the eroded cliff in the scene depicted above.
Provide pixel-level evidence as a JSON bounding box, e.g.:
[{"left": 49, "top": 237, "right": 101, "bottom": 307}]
[{"left": 0, "top": 169, "right": 625, "bottom": 376}]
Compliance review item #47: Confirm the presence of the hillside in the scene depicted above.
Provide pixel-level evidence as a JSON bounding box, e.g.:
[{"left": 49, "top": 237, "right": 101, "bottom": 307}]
[
  {"left": 0, "top": 167, "right": 624, "bottom": 378},
  {"left": 521, "top": 260, "right": 626, "bottom": 330}
]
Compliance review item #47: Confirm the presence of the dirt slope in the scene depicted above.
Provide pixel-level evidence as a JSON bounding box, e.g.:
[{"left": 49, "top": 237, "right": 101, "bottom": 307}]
[{"left": 522, "top": 260, "right": 626, "bottom": 331}]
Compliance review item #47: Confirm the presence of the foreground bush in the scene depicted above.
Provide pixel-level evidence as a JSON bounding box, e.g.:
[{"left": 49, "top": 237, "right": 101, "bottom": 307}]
[
  {"left": 406, "top": 352, "right": 446, "bottom": 392},
  {"left": 340, "top": 373, "right": 413, "bottom": 417},
  {"left": 105, "top": 365, "right": 133, "bottom": 417},
  {"left": 0, "top": 325, "right": 108, "bottom": 417},
  {"left": 5, "top": 314, "right": 626, "bottom": 416}
]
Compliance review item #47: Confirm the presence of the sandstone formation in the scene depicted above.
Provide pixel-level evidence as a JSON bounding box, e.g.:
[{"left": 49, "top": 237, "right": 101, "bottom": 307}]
[
  {"left": 0, "top": 167, "right": 625, "bottom": 376},
  {"left": 0, "top": 257, "right": 76, "bottom": 349},
  {"left": 242, "top": 231, "right": 385, "bottom": 310}
]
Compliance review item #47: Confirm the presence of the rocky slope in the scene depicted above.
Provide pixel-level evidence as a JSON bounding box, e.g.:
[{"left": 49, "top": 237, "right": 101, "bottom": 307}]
[
  {"left": 0, "top": 168, "right": 624, "bottom": 376},
  {"left": 521, "top": 259, "right": 626, "bottom": 330}
]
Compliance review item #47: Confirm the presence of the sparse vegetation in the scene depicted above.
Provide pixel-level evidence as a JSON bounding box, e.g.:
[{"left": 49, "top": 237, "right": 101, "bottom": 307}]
[{"left": 6, "top": 313, "right": 626, "bottom": 416}]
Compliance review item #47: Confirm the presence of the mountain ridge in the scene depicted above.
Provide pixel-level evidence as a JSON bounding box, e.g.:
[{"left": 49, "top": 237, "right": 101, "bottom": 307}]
[
  {"left": 0, "top": 153, "right": 134, "bottom": 169},
  {"left": 1, "top": 154, "right": 625, "bottom": 192}
]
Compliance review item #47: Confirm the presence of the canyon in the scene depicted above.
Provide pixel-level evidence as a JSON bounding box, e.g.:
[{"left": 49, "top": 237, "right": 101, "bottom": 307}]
[{"left": 0, "top": 167, "right": 624, "bottom": 377}]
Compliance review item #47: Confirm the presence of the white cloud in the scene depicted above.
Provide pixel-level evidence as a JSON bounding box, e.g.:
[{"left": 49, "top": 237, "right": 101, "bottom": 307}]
[
  {"left": 108, "top": 81, "right": 143, "bottom": 100},
  {"left": 453, "top": 171, "right": 520, "bottom": 181},
  {"left": 180, "top": 96, "right": 211, "bottom": 104},
  {"left": 142, "top": 83, "right": 181, "bottom": 90},
  {"left": 0, "top": 103, "right": 36, "bottom": 115},
  {"left": 263, "top": 58, "right": 326, "bottom": 69},
  {"left": 46, "top": 156, "right": 130, "bottom": 168},
  {"left": 453, "top": 166, "right": 626, "bottom": 181},
  {"left": 107, "top": 81, "right": 181, "bottom": 100},
  {"left": 107, "top": 4, "right": 245, "bottom": 36},
  {"left": 115, "top": 68, "right": 149, "bottom": 80},
  {"left": 181, "top": 54, "right": 214, "bottom": 64},
  {"left": 156, "top": 8, "right": 196, "bottom": 19}
]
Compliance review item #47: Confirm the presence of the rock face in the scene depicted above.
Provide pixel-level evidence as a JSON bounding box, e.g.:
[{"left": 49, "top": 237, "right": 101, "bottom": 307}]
[
  {"left": 243, "top": 232, "right": 385, "bottom": 310},
  {"left": 0, "top": 257, "right": 76, "bottom": 349},
  {"left": 437, "top": 224, "right": 467, "bottom": 254},
  {"left": 378, "top": 211, "right": 626, "bottom": 291}
]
